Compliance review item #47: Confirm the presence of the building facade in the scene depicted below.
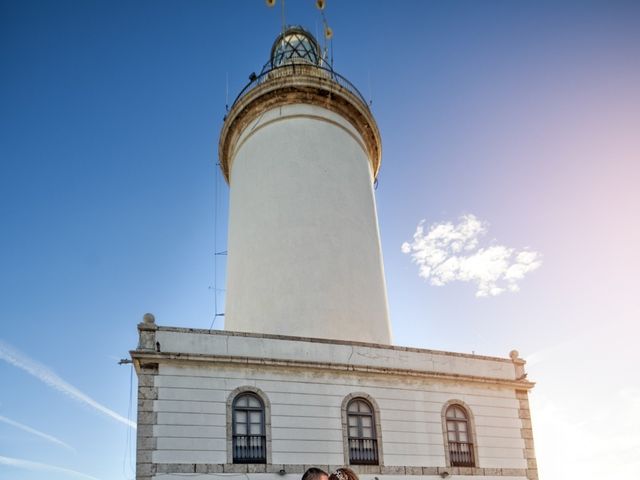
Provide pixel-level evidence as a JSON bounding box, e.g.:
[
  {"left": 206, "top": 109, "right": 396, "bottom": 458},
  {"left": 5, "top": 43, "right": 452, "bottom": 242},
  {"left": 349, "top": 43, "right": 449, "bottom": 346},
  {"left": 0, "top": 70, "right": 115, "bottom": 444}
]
[{"left": 131, "top": 26, "right": 538, "bottom": 480}]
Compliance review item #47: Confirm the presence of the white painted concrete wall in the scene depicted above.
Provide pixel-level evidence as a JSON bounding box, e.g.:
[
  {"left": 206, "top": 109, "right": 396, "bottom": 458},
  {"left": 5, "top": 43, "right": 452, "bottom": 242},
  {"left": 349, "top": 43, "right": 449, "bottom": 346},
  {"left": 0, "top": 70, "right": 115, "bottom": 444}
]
[
  {"left": 224, "top": 104, "right": 392, "bottom": 344},
  {"left": 155, "top": 329, "right": 517, "bottom": 381},
  {"left": 150, "top": 362, "right": 527, "bottom": 475}
]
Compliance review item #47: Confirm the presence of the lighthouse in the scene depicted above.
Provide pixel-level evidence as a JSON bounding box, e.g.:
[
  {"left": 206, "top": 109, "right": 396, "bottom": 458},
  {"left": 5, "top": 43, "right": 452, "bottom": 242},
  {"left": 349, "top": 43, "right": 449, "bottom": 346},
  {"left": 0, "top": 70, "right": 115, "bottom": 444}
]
[
  {"left": 132, "top": 24, "right": 539, "bottom": 480},
  {"left": 219, "top": 26, "right": 391, "bottom": 344}
]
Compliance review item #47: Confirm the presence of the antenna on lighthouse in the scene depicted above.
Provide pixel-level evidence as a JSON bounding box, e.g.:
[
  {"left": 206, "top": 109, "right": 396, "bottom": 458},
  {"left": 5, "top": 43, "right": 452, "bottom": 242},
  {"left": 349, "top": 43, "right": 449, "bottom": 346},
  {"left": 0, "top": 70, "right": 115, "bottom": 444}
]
[
  {"left": 265, "top": 0, "right": 288, "bottom": 42},
  {"left": 315, "top": 0, "right": 333, "bottom": 67}
]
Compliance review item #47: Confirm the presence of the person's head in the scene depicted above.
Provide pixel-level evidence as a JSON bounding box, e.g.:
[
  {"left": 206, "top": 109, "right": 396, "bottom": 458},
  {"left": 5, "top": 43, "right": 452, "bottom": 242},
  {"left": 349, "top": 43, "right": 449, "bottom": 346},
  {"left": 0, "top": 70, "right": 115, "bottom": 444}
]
[
  {"left": 329, "top": 468, "right": 359, "bottom": 480},
  {"left": 302, "top": 467, "right": 328, "bottom": 480}
]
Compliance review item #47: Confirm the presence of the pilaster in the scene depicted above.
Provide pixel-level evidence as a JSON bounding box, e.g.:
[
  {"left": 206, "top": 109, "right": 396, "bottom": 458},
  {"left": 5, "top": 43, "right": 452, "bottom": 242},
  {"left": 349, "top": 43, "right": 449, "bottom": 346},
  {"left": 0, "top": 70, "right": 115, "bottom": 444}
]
[
  {"left": 135, "top": 363, "right": 158, "bottom": 480},
  {"left": 516, "top": 389, "right": 539, "bottom": 480},
  {"left": 135, "top": 314, "right": 159, "bottom": 480}
]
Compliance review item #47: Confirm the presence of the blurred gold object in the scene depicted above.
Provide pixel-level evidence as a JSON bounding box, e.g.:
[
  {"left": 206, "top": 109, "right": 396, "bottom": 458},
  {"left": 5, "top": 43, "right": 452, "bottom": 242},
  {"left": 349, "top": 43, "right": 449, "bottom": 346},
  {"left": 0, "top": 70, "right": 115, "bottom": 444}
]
[
  {"left": 316, "top": 0, "right": 326, "bottom": 10},
  {"left": 324, "top": 26, "right": 333, "bottom": 39},
  {"left": 266, "top": 0, "right": 276, "bottom": 7}
]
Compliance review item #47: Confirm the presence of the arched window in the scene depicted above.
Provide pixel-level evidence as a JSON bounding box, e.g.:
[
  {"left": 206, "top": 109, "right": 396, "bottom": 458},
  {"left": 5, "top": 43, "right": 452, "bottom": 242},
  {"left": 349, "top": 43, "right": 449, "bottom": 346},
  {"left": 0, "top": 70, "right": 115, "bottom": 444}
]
[
  {"left": 346, "top": 398, "right": 379, "bottom": 465},
  {"left": 444, "top": 404, "right": 475, "bottom": 467},
  {"left": 232, "top": 392, "right": 266, "bottom": 464}
]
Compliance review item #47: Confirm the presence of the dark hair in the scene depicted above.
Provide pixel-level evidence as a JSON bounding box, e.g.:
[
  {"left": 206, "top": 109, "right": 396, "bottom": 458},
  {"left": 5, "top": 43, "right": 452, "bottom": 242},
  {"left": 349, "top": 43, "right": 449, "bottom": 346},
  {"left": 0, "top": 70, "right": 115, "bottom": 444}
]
[
  {"left": 302, "top": 468, "right": 328, "bottom": 480},
  {"left": 329, "top": 468, "right": 359, "bottom": 480}
]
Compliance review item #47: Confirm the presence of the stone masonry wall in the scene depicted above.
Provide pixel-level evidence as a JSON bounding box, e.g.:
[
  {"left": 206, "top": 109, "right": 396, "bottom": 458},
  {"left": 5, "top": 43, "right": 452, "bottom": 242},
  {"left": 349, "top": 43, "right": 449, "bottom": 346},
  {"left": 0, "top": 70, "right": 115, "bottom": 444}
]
[
  {"left": 516, "top": 389, "right": 538, "bottom": 480},
  {"left": 136, "top": 363, "right": 158, "bottom": 480}
]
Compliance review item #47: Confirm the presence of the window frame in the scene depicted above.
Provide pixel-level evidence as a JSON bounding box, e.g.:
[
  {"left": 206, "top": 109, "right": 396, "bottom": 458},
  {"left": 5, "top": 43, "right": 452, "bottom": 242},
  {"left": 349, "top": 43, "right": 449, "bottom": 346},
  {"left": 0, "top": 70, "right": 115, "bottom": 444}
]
[
  {"left": 341, "top": 393, "right": 383, "bottom": 466},
  {"left": 441, "top": 400, "right": 479, "bottom": 468},
  {"left": 226, "top": 387, "right": 271, "bottom": 464}
]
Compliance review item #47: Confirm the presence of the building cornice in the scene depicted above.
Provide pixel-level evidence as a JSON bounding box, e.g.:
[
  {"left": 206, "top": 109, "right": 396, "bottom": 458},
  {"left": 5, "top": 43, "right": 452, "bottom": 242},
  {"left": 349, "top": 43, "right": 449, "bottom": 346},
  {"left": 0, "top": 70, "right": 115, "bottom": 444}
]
[{"left": 130, "top": 350, "right": 535, "bottom": 390}]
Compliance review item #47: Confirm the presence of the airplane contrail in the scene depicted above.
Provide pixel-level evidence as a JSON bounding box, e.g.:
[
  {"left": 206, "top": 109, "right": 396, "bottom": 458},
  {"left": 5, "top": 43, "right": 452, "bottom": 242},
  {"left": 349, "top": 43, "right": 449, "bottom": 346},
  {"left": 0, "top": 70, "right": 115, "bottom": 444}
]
[
  {"left": 0, "top": 455, "right": 101, "bottom": 480},
  {"left": 0, "top": 415, "right": 75, "bottom": 452},
  {"left": 0, "top": 339, "right": 135, "bottom": 429}
]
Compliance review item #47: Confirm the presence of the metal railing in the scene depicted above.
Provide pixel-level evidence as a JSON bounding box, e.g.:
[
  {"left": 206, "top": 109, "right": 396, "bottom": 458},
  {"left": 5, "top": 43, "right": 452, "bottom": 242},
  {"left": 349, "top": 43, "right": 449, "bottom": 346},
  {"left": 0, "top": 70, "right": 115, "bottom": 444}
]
[
  {"left": 229, "top": 60, "right": 369, "bottom": 112},
  {"left": 348, "top": 438, "right": 379, "bottom": 465},
  {"left": 232, "top": 434, "right": 266, "bottom": 464},
  {"left": 449, "top": 441, "right": 475, "bottom": 467}
]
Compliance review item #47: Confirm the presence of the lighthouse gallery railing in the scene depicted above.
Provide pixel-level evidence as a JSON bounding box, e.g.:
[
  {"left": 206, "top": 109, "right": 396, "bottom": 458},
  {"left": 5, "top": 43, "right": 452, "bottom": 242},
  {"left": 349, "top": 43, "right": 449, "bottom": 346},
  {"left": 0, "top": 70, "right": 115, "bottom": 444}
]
[{"left": 229, "top": 61, "right": 370, "bottom": 113}]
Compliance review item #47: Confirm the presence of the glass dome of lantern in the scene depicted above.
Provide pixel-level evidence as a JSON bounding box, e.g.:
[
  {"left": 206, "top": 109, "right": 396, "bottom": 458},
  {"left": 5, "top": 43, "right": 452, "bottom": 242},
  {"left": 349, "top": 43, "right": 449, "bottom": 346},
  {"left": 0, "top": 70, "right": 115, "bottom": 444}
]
[{"left": 270, "top": 26, "right": 322, "bottom": 67}]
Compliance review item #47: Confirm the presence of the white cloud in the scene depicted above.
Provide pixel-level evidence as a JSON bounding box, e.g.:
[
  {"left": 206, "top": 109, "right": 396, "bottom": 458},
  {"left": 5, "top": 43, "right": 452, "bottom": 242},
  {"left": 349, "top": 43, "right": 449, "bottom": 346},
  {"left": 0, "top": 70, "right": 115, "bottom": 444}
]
[
  {"left": 0, "top": 339, "right": 136, "bottom": 429},
  {"left": 401, "top": 214, "right": 541, "bottom": 297},
  {"left": 0, "top": 456, "right": 101, "bottom": 480},
  {"left": 0, "top": 415, "right": 75, "bottom": 452}
]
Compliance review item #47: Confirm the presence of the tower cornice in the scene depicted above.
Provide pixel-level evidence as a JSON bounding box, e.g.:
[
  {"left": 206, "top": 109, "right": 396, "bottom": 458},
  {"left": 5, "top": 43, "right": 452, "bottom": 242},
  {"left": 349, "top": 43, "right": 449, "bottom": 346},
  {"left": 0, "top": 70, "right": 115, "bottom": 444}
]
[{"left": 219, "top": 65, "right": 382, "bottom": 183}]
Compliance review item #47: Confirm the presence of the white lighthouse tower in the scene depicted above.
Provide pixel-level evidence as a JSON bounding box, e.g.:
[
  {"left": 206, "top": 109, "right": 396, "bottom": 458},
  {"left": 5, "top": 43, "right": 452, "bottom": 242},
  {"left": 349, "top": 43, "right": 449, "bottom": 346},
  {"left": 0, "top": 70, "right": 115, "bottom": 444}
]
[
  {"left": 220, "top": 26, "right": 391, "bottom": 344},
  {"left": 132, "top": 23, "right": 539, "bottom": 480}
]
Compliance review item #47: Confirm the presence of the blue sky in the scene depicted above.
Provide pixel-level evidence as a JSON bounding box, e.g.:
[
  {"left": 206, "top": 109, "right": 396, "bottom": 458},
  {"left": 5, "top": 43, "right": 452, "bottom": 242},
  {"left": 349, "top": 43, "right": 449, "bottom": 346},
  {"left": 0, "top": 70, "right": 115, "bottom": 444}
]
[{"left": 1, "top": 1, "right": 639, "bottom": 479}]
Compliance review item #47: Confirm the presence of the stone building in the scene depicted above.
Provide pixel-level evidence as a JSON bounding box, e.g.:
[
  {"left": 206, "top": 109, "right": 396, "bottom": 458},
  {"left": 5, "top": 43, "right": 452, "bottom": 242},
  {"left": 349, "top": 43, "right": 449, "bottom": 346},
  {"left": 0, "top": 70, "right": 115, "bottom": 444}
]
[{"left": 131, "top": 26, "right": 538, "bottom": 480}]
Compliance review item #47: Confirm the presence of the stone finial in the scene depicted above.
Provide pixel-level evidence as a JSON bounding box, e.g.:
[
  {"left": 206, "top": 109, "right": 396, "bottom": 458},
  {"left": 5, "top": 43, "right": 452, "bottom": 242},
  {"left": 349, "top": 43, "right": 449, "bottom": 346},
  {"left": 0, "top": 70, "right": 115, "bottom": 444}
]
[
  {"left": 509, "top": 349, "right": 527, "bottom": 380},
  {"left": 137, "top": 312, "right": 158, "bottom": 350}
]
